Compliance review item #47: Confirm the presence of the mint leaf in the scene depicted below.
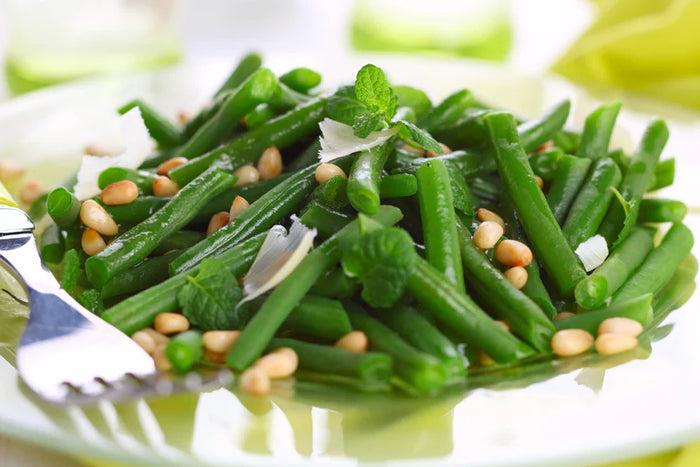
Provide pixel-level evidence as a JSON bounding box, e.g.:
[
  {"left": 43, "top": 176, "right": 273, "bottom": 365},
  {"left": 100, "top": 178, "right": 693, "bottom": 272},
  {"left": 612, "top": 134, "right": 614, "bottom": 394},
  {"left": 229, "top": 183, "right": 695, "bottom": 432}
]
[
  {"left": 177, "top": 258, "right": 244, "bottom": 331},
  {"left": 76, "top": 289, "right": 104, "bottom": 316},
  {"left": 341, "top": 227, "right": 415, "bottom": 308},
  {"left": 355, "top": 64, "right": 398, "bottom": 119},
  {"left": 393, "top": 85, "right": 432, "bottom": 117},
  {"left": 352, "top": 112, "right": 387, "bottom": 138},
  {"left": 327, "top": 95, "right": 368, "bottom": 126},
  {"left": 395, "top": 120, "right": 443, "bottom": 153}
]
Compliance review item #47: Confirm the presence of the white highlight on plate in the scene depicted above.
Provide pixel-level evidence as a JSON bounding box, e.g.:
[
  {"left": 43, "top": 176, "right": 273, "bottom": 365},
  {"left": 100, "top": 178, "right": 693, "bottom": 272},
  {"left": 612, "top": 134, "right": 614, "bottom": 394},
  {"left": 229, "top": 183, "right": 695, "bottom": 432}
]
[
  {"left": 241, "top": 217, "right": 317, "bottom": 304},
  {"left": 575, "top": 234, "right": 609, "bottom": 272},
  {"left": 318, "top": 118, "right": 398, "bottom": 162},
  {"left": 73, "top": 107, "right": 154, "bottom": 200}
]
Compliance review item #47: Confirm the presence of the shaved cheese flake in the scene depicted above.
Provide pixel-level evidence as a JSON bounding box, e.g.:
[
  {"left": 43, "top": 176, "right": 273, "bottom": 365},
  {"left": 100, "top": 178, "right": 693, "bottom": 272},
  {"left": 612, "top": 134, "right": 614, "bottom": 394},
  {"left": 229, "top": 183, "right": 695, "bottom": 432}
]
[
  {"left": 318, "top": 118, "right": 398, "bottom": 163},
  {"left": 241, "top": 217, "right": 317, "bottom": 304},
  {"left": 73, "top": 107, "right": 154, "bottom": 200},
  {"left": 575, "top": 235, "right": 609, "bottom": 272}
]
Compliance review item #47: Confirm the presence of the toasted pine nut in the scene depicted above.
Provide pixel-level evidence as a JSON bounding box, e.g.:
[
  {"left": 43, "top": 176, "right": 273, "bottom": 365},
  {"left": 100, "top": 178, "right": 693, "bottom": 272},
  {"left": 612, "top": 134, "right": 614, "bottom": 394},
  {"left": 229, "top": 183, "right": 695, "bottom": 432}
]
[
  {"left": 100, "top": 180, "right": 138, "bottom": 205},
  {"left": 426, "top": 143, "right": 452, "bottom": 158},
  {"left": 153, "top": 176, "right": 179, "bottom": 197},
  {"left": 233, "top": 165, "right": 260, "bottom": 187},
  {"left": 495, "top": 239, "right": 533, "bottom": 267},
  {"left": 239, "top": 367, "right": 271, "bottom": 396},
  {"left": 229, "top": 196, "right": 249, "bottom": 220},
  {"left": 0, "top": 160, "right": 24, "bottom": 182},
  {"left": 80, "top": 199, "right": 119, "bottom": 236},
  {"left": 400, "top": 144, "right": 426, "bottom": 156},
  {"left": 494, "top": 320, "right": 510, "bottom": 332},
  {"left": 255, "top": 347, "right": 299, "bottom": 379},
  {"left": 595, "top": 333, "right": 638, "bottom": 355},
  {"left": 19, "top": 179, "right": 42, "bottom": 205},
  {"left": 152, "top": 344, "right": 173, "bottom": 371},
  {"left": 153, "top": 312, "right": 189, "bottom": 335},
  {"left": 257, "top": 146, "right": 283, "bottom": 181},
  {"left": 504, "top": 266, "right": 528, "bottom": 289},
  {"left": 315, "top": 163, "right": 346, "bottom": 184},
  {"left": 81, "top": 228, "right": 107, "bottom": 256},
  {"left": 478, "top": 351, "right": 496, "bottom": 366},
  {"left": 176, "top": 111, "right": 190, "bottom": 125},
  {"left": 132, "top": 329, "right": 158, "bottom": 354},
  {"left": 473, "top": 221, "right": 504, "bottom": 250},
  {"left": 553, "top": 311, "right": 576, "bottom": 321},
  {"left": 476, "top": 208, "right": 505, "bottom": 229},
  {"left": 534, "top": 175, "right": 544, "bottom": 189},
  {"left": 207, "top": 211, "right": 230, "bottom": 236},
  {"left": 335, "top": 331, "right": 368, "bottom": 353},
  {"left": 536, "top": 140, "right": 554, "bottom": 152},
  {"left": 597, "top": 317, "right": 643, "bottom": 337},
  {"left": 551, "top": 329, "right": 594, "bottom": 357},
  {"left": 157, "top": 157, "right": 188, "bottom": 176},
  {"left": 202, "top": 330, "right": 241, "bottom": 354},
  {"left": 203, "top": 349, "right": 227, "bottom": 365},
  {"left": 139, "top": 328, "right": 170, "bottom": 346}
]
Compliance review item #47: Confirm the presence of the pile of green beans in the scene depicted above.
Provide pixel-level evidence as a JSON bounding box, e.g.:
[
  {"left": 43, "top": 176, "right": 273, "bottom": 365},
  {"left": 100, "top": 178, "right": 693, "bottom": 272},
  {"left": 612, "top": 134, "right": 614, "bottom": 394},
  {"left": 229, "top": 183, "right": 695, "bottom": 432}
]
[{"left": 38, "top": 54, "right": 694, "bottom": 397}]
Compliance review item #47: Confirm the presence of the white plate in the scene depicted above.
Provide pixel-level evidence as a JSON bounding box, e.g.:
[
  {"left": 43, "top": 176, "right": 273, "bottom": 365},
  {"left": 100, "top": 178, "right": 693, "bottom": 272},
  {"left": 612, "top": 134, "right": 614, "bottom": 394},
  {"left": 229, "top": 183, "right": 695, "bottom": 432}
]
[{"left": 0, "top": 55, "right": 698, "bottom": 467}]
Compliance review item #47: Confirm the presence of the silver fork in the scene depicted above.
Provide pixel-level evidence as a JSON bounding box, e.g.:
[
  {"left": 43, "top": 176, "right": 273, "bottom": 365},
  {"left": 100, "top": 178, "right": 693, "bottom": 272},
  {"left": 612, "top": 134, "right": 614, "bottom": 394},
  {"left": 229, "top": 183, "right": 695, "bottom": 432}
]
[{"left": 0, "top": 205, "right": 233, "bottom": 405}]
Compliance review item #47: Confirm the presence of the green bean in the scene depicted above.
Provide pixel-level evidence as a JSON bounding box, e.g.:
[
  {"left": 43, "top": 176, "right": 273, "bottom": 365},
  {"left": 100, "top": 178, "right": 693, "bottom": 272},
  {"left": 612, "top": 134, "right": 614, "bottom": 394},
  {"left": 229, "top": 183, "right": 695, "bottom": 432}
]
[
  {"left": 281, "top": 295, "right": 352, "bottom": 341},
  {"left": 214, "top": 52, "right": 263, "bottom": 97},
  {"left": 431, "top": 109, "right": 490, "bottom": 149},
  {"left": 347, "top": 142, "right": 393, "bottom": 215},
  {"left": 97, "top": 167, "right": 157, "bottom": 194},
  {"left": 574, "top": 227, "right": 655, "bottom": 309},
  {"left": 608, "top": 148, "right": 630, "bottom": 171},
  {"left": 279, "top": 67, "right": 322, "bottom": 93},
  {"left": 118, "top": 99, "right": 181, "bottom": 149},
  {"left": 170, "top": 98, "right": 326, "bottom": 186},
  {"left": 407, "top": 256, "right": 535, "bottom": 363},
  {"left": 268, "top": 338, "right": 393, "bottom": 384},
  {"left": 648, "top": 158, "right": 675, "bottom": 192},
  {"left": 380, "top": 174, "right": 417, "bottom": 198},
  {"left": 552, "top": 129, "right": 581, "bottom": 154},
  {"left": 529, "top": 148, "right": 563, "bottom": 181},
  {"left": 554, "top": 294, "right": 653, "bottom": 335},
  {"left": 225, "top": 206, "right": 402, "bottom": 370},
  {"left": 86, "top": 168, "right": 235, "bottom": 287},
  {"left": 76, "top": 289, "right": 104, "bottom": 316},
  {"left": 177, "top": 69, "right": 278, "bottom": 160},
  {"left": 59, "top": 249, "right": 79, "bottom": 294},
  {"left": 486, "top": 112, "right": 586, "bottom": 296},
  {"left": 562, "top": 157, "right": 622, "bottom": 249},
  {"left": 647, "top": 253, "right": 697, "bottom": 332},
  {"left": 345, "top": 305, "right": 448, "bottom": 392},
  {"left": 518, "top": 99, "right": 571, "bottom": 153},
  {"left": 457, "top": 221, "right": 555, "bottom": 352},
  {"left": 166, "top": 330, "right": 203, "bottom": 373},
  {"left": 390, "top": 148, "right": 495, "bottom": 179},
  {"left": 309, "top": 268, "right": 359, "bottom": 299},
  {"left": 292, "top": 371, "right": 391, "bottom": 393},
  {"left": 416, "top": 159, "right": 465, "bottom": 293},
  {"left": 299, "top": 201, "right": 355, "bottom": 238},
  {"left": 577, "top": 101, "right": 622, "bottom": 160},
  {"left": 101, "top": 250, "right": 181, "bottom": 299},
  {"left": 47, "top": 187, "right": 80, "bottom": 229},
  {"left": 470, "top": 176, "right": 502, "bottom": 203},
  {"left": 150, "top": 230, "right": 204, "bottom": 256},
  {"left": 598, "top": 119, "right": 669, "bottom": 246},
  {"left": 243, "top": 103, "right": 277, "bottom": 130},
  {"left": 375, "top": 304, "right": 465, "bottom": 380},
  {"left": 612, "top": 222, "right": 694, "bottom": 304},
  {"left": 39, "top": 223, "right": 65, "bottom": 264},
  {"left": 287, "top": 139, "right": 321, "bottom": 172},
  {"left": 417, "top": 89, "right": 474, "bottom": 132},
  {"left": 103, "top": 196, "right": 167, "bottom": 225},
  {"left": 638, "top": 198, "right": 687, "bottom": 224},
  {"left": 547, "top": 155, "right": 592, "bottom": 225},
  {"left": 27, "top": 192, "right": 48, "bottom": 222},
  {"left": 308, "top": 174, "right": 348, "bottom": 209},
  {"left": 171, "top": 159, "right": 351, "bottom": 275},
  {"left": 102, "top": 233, "right": 265, "bottom": 335}
]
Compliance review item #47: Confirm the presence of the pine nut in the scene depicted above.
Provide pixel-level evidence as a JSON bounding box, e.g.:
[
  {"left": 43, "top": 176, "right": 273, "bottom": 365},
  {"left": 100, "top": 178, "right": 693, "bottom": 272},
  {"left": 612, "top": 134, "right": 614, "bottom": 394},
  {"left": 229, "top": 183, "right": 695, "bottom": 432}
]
[
  {"left": 157, "top": 157, "right": 188, "bottom": 176},
  {"left": 595, "top": 333, "right": 638, "bottom": 355},
  {"left": 476, "top": 208, "right": 505, "bottom": 229},
  {"left": 203, "top": 349, "right": 227, "bottom": 365},
  {"left": 553, "top": 311, "right": 576, "bottom": 321},
  {"left": 400, "top": 144, "right": 425, "bottom": 156},
  {"left": 80, "top": 199, "right": 119, "bottom": 236},
  {"left": 597, "top": 317, "right": 643, "bottom": 337},
  {"left": 233, "top": 165, "right": 260, "bottom": 187},
  {"left": 19, "top": 179, "right": 42, "bottom": 204},
  {"left": 495, "top": 239, "right": 533, "bottom": 267},
  {"left": 551, "top": 329, "right": 594, "bottom": 357},
  {"left": 335, "top": 331, "right": 368, "bottom": 353},
  {"left": 0, "top": 160, "right": 24, "bottom": 182},
  {"left": 202, "top": 330, "right": 241, "bottom": 354},
  {"left": 132, "top": 329, "right": 157, "bottom": 354},
  {"left": 255, "top": 347, "right": 299, "bottom": 379},
  {"left": 153, "top": 312, "right": 189, "bottom": 335},
  {"left": 473, "top": 221, "right": 504, "bottom": 249},
  {"left": 207, "top": 211, "right": 230, "bottom": 236},
  {"left": 504, "top": 266, "right": 528, "bottom": 289},
  {"left": 176, "top": 111, "right": 190, "bottom": 125},
  {"left": 478, "top": 351, "right": 495, "bottom": 366},
  {"left": 534, "top": 175, "right": 544, "bottom": 189},
  {"left": 139, "top": 328, "right": 169, "bottom": 346},
  {"left": 426, "top": 143, "right": 452, "bottom": 158},
  {"left": 229, "top": 196, "right": 249, "bottom": 220},
  {"left": 257, "top": 146, "right": 283, "bottom": 180},
  {"left": 495, "top": 320, "right": 510, "bottom": 332},
  {"left": 100, "top": 180, "right": 138, "bottom": 205},
  {"left": 81, "top": 228, "right": 107, "bottom": 256},
  {"left": 153, "top": 176, "right": 179, "bottom": 197},
  {"left": 315, "top": 163, "right": 346, "bottom": 184},
  {"left": 152, "top": 344, "right": 173, "bottom": 371},
  {"left": 239, "top": 367, "right": 271, "bottom": 396}
]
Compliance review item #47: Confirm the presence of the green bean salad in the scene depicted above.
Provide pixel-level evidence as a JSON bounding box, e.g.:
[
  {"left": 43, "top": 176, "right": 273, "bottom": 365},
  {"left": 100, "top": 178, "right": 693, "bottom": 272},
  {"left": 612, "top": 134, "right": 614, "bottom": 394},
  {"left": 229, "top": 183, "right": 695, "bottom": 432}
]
[{"left": 33, "top": 53, "right": 695, "bottom": 396}]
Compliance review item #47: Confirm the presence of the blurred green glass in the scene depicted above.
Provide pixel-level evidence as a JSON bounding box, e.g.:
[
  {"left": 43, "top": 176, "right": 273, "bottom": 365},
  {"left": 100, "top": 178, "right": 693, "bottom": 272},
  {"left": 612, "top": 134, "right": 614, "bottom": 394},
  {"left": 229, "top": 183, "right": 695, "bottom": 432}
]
[
  {"left": 3, "top": 0, "right": 181, "bottom": 95},
  {"left": 351, "top": 0, "right": 512, "bottom": 61}
]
